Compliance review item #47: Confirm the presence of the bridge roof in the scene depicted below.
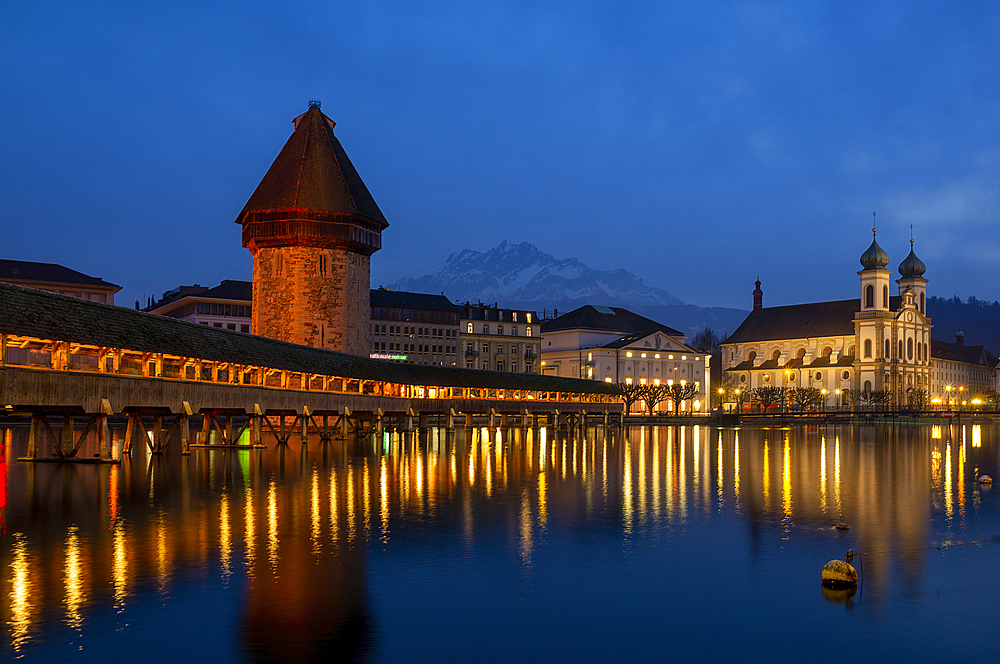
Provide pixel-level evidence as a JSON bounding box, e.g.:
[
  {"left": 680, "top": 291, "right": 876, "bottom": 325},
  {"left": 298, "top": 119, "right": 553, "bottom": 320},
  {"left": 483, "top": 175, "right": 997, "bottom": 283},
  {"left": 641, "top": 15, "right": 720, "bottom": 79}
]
[{"left": 0, "top": 282, "right": 618, "bottom": 395}]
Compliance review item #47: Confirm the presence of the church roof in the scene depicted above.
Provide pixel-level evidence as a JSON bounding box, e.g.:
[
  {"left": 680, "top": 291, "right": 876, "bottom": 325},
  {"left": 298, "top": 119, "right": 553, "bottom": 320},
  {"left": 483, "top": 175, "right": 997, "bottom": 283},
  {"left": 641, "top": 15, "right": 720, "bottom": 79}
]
[
  {"left": 723, "top": 297, "right": 903, "bottom": 345},
  {"left": 541, "top": 305, "right": 683, "bottom": 337},
  {"left": 897, "top": 243, "right": 927, "bottom": 278},
  {"left": 235, "top": 104, "right": 388, "bottom": 227}
]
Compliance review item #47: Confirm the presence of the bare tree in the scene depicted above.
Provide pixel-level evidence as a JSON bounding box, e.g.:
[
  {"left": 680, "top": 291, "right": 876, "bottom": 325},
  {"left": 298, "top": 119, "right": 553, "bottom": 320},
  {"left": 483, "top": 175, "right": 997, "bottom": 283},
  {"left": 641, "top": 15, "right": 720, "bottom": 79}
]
[
  {"left": 691, "top": 328, "right": 721, "bottom": 354},
  {"left": 788, "top": 387, "right": 823, "bottom": 411},
  {"left": 638, "top": 383, "right": 671, "bottom": 414},
  {"left": 751, "top": 386, "right": 785, "bottom": 412},
  {"left": 664, "top": 382, "right": 699, "bottom": 413},
  {"left": 618, "top": 382, "right": 645, "bottom": 414}
]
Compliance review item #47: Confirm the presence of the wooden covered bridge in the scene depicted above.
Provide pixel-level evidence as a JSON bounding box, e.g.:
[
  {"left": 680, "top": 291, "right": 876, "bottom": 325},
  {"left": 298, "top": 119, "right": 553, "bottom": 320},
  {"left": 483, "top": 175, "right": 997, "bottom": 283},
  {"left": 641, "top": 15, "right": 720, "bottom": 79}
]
[{"left": 0, "top": 282, "right": 623, "bottom": 462}]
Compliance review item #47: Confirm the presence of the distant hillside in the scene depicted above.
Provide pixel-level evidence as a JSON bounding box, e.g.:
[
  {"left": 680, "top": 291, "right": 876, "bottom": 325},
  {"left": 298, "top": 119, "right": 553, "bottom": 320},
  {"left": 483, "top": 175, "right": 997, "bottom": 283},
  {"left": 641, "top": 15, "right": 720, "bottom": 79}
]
[
  {"left": 928, "top": 295, "right": 1000, "bottom": 353},
  {"left": 390, "top": 241, "right": 748, "bottom": 339}
]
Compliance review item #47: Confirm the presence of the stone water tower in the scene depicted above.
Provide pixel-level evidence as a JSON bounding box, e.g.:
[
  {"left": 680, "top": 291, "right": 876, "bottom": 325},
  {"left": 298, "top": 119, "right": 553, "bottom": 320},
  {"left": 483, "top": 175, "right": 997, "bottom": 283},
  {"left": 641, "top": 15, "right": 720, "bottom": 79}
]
[{"left": 235, "top": 101, "right": 388, "bottom": 354}]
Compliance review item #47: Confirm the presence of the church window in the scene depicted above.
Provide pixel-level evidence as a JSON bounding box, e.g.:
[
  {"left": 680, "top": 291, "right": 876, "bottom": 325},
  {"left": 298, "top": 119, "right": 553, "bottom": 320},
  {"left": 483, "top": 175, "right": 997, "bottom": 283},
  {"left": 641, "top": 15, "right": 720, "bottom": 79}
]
[
  {"left": 763, "top": 373, "right": 770, "bottom": 383},
  {"left": 816, "top": 372, "right": 823, "bottom": 381},
  {"left": 920, "top": 293, "right": 925, "bottom": 314},
  {"left": 885, "top": 340, "right": 891, "bottom": 359},
  {"left": 848, "top": 345, "right": 855, "bottom": 358},
  {"left": 864, "top": 339, "right": 872, "bottom": 358},
  {"left": 907, "top": 338, "right": 913, "bottom": 360},
  {"left": 864, "top": 380, "right": 872, "bottom": 391},
  {"left": 822, "top": 346, "right": 832, "bottom": 357},
  {"left": 865, "top": 285, "right": 874, "bottom": 308},
  {"left": 842, "top": 370, "right": 850, "bottom": 380},
  {"left": 883, "top": 286, "right": 888, "bottom": 307},
  {"left": 899, "top": 340, "right": 904, "bottom": 360}
]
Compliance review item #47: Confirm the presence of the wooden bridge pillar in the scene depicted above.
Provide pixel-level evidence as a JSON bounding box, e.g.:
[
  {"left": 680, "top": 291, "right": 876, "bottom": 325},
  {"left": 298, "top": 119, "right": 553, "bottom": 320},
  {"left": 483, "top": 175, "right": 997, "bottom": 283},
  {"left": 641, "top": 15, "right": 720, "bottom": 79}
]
[
  {"left": 252, "top": 404, "right": 263, "bottom": 447},
  {"left": 376, "top": 408, "right": 384, "bottom": 437},
  {"left": 26, "top": 413, "right": 40, "bottom": 458},
  {"left": 418, "top": 412, "right": 428, "bottom": 430},
  {"left": 152, "top": 414, "right": 163, "bottom": 453},
  {"left": 180, "top": 401, "right": 192, "bottom": 455},
  {"left": 62, "top": 415, "right": 74, "bottom": 457},
  {"left": 465, "top": 412, "right": 473, "bottom": 429},
  {"left": 301, "top": 406, "right": 310, "bottom": 444},
  {"left": 341, "top": 407, "right": 351, "bottom": 439},
  {"left": 199, "top": 414, "right": 210, "bottom": 445}
]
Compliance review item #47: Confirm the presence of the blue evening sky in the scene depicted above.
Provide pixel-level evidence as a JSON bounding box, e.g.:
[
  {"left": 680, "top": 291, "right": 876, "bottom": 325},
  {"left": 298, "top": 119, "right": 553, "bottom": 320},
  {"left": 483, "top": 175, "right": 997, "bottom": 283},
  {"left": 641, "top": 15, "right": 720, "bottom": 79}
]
[{"left": 2, "top": 1, "right": 997, "bottom": 310}]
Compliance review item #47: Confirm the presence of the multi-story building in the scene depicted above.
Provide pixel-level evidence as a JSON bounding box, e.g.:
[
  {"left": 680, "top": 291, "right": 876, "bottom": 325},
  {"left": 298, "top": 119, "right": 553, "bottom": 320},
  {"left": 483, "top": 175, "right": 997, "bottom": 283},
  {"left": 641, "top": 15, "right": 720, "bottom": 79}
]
[
  {"left": 539, "top": 305, "right": 707, "bottom": 411},
  {"left": 460, "top": 304, "right": 541, "bottom": 373},
  {"left": 235, "top": 101, "right": 388, "bottom": 355},
  {"left": 369, "top": 289, "right": 460, "bottom": 365},
  {"left": 147, "top": 280, "right": 253, "bottom": 332},
  {"left": 0, "top": 259, "right": 120, "bottom": 305},
  {"left": 930, "top": 331, "right": 999, "bottom": 404}
]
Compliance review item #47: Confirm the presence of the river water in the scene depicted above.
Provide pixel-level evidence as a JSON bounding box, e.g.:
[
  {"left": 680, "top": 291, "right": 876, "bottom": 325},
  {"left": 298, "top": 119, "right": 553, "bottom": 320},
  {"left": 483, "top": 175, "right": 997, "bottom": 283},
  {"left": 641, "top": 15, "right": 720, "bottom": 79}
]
[{"left": 1, "top": 421, "right": 998, "bottom": 663}]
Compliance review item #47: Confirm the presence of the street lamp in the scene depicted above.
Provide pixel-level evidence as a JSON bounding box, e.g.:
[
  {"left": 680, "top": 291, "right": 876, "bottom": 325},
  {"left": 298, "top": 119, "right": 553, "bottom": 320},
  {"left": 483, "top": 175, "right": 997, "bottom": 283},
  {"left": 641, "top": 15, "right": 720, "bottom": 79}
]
[
  {"left": 821, "top": 388, "right": 828, "bottom": 411},
  {"left": 945, "top": 384, "right": 952, "bottom": 410}
]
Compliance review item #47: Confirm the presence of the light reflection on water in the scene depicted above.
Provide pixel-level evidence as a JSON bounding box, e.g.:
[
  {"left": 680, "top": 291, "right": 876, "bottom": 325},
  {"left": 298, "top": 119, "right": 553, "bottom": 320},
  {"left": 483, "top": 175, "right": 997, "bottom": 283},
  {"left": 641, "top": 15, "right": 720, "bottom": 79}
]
[{"left": 0, "top": 422, "right": 999, "bottom": 662}]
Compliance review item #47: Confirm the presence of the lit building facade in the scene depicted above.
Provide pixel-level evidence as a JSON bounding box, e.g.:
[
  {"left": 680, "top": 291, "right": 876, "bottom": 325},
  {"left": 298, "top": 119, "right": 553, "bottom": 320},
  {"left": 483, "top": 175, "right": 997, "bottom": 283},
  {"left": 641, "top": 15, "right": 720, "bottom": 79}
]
[
  {"left": 930, "top": 333, "right": 999, "bottom": 405},
  {"left": 719, "top": 229, "right": 974, "bottom": 407},
  {"left": 369, "top": 289, "right": 460, "bottom": 366},
  {"left": 147, "top": 280, "right": 253, "bottom": 332},
  {"left": 540, "top": 305, "right": 708, "bottom": 411},
  {"left": 0, "top": 259, "right": 120, "bottom": 305},
  {"left": 236, "top": 101, "right": 388, "bottom": 355},
  {"left": 460, "top": 304, "right": 541, "bottom": 373}
]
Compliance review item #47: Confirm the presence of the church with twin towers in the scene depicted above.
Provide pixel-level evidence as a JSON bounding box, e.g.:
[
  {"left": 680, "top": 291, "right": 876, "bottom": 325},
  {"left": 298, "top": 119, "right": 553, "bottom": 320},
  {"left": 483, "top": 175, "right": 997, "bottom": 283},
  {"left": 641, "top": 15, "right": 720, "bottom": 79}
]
[{"left": 721, "top": 222, "right": 936, "bottom": 406}]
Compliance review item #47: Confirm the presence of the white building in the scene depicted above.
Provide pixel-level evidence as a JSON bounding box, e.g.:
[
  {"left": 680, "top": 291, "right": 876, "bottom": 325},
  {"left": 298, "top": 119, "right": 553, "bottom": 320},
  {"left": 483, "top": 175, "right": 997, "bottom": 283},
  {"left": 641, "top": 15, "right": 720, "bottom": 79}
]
[
  {"left": 540, "top": 305, "right": 709, "bottom": 412},
  {"left": 147, "top": 280, "right": 252, "bottom": 332}
]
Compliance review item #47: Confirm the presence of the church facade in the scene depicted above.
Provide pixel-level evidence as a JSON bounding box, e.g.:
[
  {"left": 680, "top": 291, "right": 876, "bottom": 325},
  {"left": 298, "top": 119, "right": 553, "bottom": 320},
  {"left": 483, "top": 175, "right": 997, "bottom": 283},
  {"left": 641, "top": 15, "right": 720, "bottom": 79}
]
[{"left": 721, "top": 230, "right": 933, "bottom": 406}]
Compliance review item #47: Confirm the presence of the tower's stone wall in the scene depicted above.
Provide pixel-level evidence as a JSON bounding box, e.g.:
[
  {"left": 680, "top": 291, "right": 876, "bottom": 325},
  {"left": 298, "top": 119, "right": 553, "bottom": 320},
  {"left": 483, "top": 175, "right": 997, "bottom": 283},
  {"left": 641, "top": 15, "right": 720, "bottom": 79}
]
[{"left": 252, "top": 246, "right": 370, "bottom": 355}]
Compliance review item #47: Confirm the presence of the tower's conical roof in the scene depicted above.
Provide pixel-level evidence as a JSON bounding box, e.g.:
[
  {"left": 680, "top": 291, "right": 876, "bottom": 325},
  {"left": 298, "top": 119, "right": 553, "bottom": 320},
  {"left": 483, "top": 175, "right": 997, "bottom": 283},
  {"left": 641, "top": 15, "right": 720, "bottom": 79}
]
[
  {"left": 235, "top": 103, "right": 387, "bottom": 228},
  {"left": 860, "top": 229, "right": 890, "bottom": 270},
  {"left": 897, "top": 240, "right": 926, "bottom": 278}
]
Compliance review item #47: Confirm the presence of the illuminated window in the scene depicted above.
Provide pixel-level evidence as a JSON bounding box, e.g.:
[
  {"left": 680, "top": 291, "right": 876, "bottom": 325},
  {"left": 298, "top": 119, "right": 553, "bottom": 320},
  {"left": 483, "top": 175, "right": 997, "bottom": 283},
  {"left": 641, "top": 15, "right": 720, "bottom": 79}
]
[
  {"left": 526, "top": 327, "right": 532, "bottom": 337},
  {"left": 641, "top": 353, "right": 647, "bottom": 358},
  {"left": 668, "top": 354, "right": 674, "bottom": 360},
  {"left": 654, "top": 353, "right": 660, "bottom": 359},
  {"left": 626, "top": 351, "right": 633, "bottom": 358},
  {"left": 512, "top": 312, "right": 518, "bottom": 322},
  {"left": 640, "top": 378, "right": 647, "bottom": 385},
  {"left": 526, "top": 313, "right": 532, "bottom": 323},
  {"left": 625, "top": 377, "right": 632, "bottom": 385},
  {"left": 653, "top": 379, "right": 660, "bottom": 385},
  {"left": 466, "top": 322, "right": 473, "bottom": 333}
]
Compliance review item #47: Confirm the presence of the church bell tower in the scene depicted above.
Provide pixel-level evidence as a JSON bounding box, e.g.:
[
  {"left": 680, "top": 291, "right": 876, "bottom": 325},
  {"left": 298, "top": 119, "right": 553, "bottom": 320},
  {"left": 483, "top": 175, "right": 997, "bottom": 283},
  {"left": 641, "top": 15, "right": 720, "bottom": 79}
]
[{"left": 235, "top": 101, "right": 388, "bottom": 355}]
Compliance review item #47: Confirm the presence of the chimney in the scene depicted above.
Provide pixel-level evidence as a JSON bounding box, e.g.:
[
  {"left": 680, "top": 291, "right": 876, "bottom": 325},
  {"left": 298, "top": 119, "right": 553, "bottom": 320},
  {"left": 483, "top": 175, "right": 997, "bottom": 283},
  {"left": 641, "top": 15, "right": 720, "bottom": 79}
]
[
  {"left": 753, "top": 277, "right": 763, "bottom": 312},
  {"left": 956, "top": 328, "right": 964, "bottom": 346}
]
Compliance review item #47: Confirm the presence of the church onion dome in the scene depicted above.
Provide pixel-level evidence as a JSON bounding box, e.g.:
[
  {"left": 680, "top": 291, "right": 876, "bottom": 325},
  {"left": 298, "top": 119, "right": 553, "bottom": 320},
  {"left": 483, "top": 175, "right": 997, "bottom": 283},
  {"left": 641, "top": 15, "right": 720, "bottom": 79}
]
[
  {"left": 860, "top": 233, "right": 890, "bottom": 270},
  {"left": 897, "top": 242, "right": 926, "bottom": 278}
]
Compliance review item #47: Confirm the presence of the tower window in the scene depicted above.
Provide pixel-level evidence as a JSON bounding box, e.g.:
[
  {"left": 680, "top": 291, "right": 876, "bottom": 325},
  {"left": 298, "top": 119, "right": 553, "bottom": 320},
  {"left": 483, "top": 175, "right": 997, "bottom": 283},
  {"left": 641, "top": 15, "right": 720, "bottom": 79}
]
[
  {"left": 319, "top": 254, "right": 327, "bottom": 276},
  {"left": 883, "top": 285, "right": 888, "bottom": 308},
  {"left": 864, "top": 339, "right": 872, "bottom": 358},
  {"left": 920, "top": 293, "right": 925, "bottom": 314},
  {"left": 865, "top": 284, "right": 874, "bottom": 308}
]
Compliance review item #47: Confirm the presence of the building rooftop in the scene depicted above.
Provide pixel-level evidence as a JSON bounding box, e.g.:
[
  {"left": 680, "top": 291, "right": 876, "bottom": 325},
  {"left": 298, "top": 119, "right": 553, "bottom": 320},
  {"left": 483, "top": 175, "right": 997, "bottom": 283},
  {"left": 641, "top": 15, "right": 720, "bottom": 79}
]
[
  {"left": 723, "top": 298, "right": 904, "bottom": 345},
  {"left": 235, "top": 104, "right": 388, "bottom": 227},
  {"left": 371, "top": 289, "right": 460, "bottom": 312},
  {"left": 931, "top": 339, "right": 995, "bottom": 367},
  {"left": 541, "top": 305, "right": 682, "bottom": 337},
  {"left": 0, "top": 259, "right": 120, "bottom": 290}
]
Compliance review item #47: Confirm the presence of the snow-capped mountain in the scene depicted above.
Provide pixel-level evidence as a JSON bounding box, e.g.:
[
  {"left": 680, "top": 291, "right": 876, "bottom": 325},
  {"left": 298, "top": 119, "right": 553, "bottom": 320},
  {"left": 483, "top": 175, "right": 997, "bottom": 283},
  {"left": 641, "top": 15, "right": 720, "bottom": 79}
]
[
  {"left": 388, "top": 241, "right": 749, "bottom": 337},
  {"left": 392, "top": 241, "right": 684, "bottom": 309}
]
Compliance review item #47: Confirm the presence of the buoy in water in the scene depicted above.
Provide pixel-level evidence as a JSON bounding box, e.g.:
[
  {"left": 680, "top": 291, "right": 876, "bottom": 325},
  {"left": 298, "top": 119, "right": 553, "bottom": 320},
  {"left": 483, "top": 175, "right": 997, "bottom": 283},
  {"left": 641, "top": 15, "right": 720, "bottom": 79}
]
[
  {"left": 979, "top": 475, "right": 993, "bottom": 485},
  {"left": 821, "top": 559, "right": 858, "bottom": 587},
  {"left": 835, "top": 522, "right": 851, "bottom": 531}
]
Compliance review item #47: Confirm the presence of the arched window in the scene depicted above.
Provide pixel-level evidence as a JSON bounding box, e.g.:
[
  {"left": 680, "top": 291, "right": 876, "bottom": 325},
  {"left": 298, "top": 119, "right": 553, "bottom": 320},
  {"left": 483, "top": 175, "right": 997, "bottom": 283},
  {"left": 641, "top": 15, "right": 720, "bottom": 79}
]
[
  {"left": 898, "top": 340, "right": 904, "bottom": 360},
  {"left": 883, "top": 286, "right": 888, "bottom": 308},
  {"left": 864, "top": 380, "right": 872, "bottom": 391},
  {"left": 772, "top": 350, "right": 781, "bottom": 361},
  {"left": 920, "top": 292, "right": 925, "bottom": 314},
  {"left": 822, "top": 346, "right": 833, "bottom": 358},
  {"left": 865, "top": 284, "right": 874, "bottom": 308},
  {"left": 848, "top": 345, "right": 855, "bottom": 358},
  {"left": 864, "top": 339, "right": 872, "bottom": 358},
  {"left": 748, "top": 350, "right": 757, "bottom": 364},
  {"left": 885, "top": 339, "right": 891, "bottom": 359},
  {"left": 907, "top": 338, "right": 913, "bottom": 360}
]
